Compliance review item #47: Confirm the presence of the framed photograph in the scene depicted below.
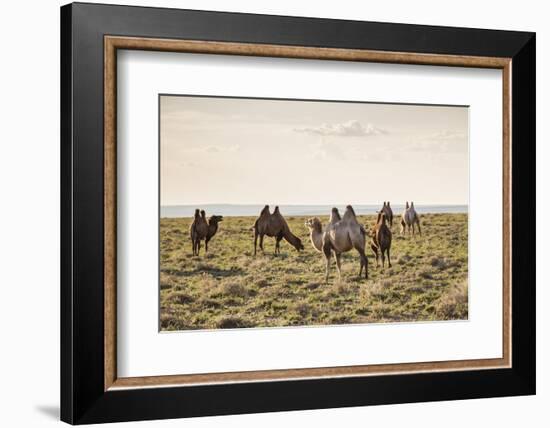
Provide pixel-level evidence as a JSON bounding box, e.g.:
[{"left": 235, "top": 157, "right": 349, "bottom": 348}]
[{"left": 61, "top": 2, "right": 535, "bottom": 424}]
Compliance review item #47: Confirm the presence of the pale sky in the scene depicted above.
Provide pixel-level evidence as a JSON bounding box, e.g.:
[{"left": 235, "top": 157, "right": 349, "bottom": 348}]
[{"left": 160, "top": 95, "right": 468, "bottom": 206}]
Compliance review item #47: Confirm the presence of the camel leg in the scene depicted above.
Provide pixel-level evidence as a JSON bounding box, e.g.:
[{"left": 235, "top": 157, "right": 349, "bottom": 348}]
[
  {"left": 381, "top": 248, "right": 386, "bottom": 269},
  {"left": 275, "top": 233, "right": 283, "bottom": 255},
  {"left": 355, "top": 247, "right": 368, "bottom": 280},
  {"left": 323, "top": 244, "right": 332, "bottom": 283},
  {"left": 205, "top": 238, "right": 209, "bottom": 253},
  {"left": 416, "top": 220, "right": 422, "bottom": 236},
  {"left": 253, "top": 230, "right": 258, "bottom": 256},
  {"left": 334, "top": 253, "right": 342, "bottom": 281},
  {"left": 196, "top": 240, "right": 201, "bottom": 256},
  {"left": 387, "top": 247, "right": 392, "bottom": 268},
  {"left": 371, "top": 244, "right": 379, "bottom": 267},
  {"left": 400, "top": 220, "right": 405, "bottom": 235},
  {"left": 259, "top": 234, "right": 265, "bottom": 254}
]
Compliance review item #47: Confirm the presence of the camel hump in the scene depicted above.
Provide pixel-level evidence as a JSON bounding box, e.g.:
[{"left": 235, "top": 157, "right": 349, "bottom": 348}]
[
  {"left": 274, "top": 206, "right": 280, "bottom": 213},
  {"left": 343, "top": 205, "right": 357, "bottom": 220},
  {"left": 330, "top": 207, "right": 341, "bottom": 223}
]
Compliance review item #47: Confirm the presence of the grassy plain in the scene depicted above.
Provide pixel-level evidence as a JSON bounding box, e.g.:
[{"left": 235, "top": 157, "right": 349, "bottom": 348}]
[{"left": 160, "top": 213, "right": 468, "bottom": 330}]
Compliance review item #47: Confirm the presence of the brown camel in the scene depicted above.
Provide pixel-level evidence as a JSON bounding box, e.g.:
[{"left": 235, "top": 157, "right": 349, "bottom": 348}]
[
  {"left": 252, "top": 205, "right": 304, "bottom": 255},
  {"left": 370, "top": 211, "right": 392, "bottom": 268},
  {"left": 400, "top": 201, "right": 421, "bottom": 236},
  {"left": 320, "top": 206, "right": 368, "bottom": 282},
  {"left": 381, "top": 201, "right": 394, "bottom": 227},
  {"left": 189, "top": 209, "right": 223, "bottom": 256}
]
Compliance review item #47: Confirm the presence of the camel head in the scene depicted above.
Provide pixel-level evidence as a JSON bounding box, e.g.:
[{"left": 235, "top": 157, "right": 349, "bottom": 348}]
[
  {"left": 305, "top": 217, "right": 323, "bottom": 233},
  {"left": 294, "top": 237, "right": 305, "bottom": 251},
  {"left": 208, "top": 215, "right": 223, "bottom": 225}
]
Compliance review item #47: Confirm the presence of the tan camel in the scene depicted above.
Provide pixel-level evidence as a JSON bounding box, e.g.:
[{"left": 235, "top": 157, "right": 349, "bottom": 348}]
[
  {"left": 252, "top": 205, "right": 304, "bottom": 255},
  {"left": 189, "top": 209, "right": 223, "bottom": 256},
  {"left": 321, "top": 206, "right": 369, "bottom": 282},
  {"left": 381, "top": 201, "right": 394, "bottom": 227},
  {"left": 305, "top": 217, "right": 324, "bottom": 253},
  {"left": 400, "top": 201, "right": 421, "bottom": 236},
  {"left": 370, "top": 211, "right": 392, "bottom": 268}
]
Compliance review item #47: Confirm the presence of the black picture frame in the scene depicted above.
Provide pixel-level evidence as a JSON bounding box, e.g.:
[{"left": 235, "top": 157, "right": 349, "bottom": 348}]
[{"left": 61, "top": 2, "right": 535, "bottom": 424}]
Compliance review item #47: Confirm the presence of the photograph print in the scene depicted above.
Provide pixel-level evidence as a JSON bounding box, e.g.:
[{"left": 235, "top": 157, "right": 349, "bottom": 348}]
[{"left": 160, "top": 95, "right": 469, "bottom": 331}]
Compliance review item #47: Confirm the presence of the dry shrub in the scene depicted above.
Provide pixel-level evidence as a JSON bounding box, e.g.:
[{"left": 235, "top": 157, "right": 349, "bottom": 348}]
[
  {"left": 417, "top": 268, "right": 433, "bottom": 279},
  {"left": 293, "top": 302, "right": 312, "bottom": 318},
  {"left": 199, "top": 273, "right": 218, "bottom": 290},
  {"left": 397, "top": 254, "right": 412, "bottom": 265},
  {"left": 362, "top": 279, "right": 390, "bottom": 301},
  {"left": 305, "top": 282, "right": 320, "bottom": 290},
  {"left": 168, "top": 292, "right": 194, "bottom": 305},
  {"left": 430, "top": 256, "right": 458, "bottom": 270},
  {"left": 220, "top": 281, "right": 248, "bottom": 298},
  {"left": 254, "top": 278, "right": 270, "bottom": 288},
  {"left": 215, "top": 316, "right": 252, "bottom": 329},
  {"left": 199, "top": 297, "right": 222, "bottom": 308},
  {"left": 325, "top": 280, "right": 351, "bottom": 298},
  {"left": 434, "top": 280, "right": 468, "bottom": 319},
  {"left": 248, "top": 257, "right": 269, "bottom": 270}
]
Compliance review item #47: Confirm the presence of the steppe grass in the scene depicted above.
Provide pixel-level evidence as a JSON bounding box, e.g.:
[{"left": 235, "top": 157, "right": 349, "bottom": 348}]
[{"left": 160, "top": 213, "right": 468, "bottom": 330}]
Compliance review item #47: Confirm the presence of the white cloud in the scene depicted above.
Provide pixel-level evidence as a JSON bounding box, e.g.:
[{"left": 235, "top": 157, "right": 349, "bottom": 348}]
[{"left": 293, "top": 120, "right": 387, "bottom": 137}]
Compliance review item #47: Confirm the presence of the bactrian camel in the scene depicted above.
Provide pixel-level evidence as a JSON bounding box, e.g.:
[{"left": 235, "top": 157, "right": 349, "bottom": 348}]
[
  {"left": 400, "top": 201, "right": 421, "bottom": 236},
  {"left": 306, "top": 206, "right": 368, "bottom": 282},
  {"left": 189, "top": 209, "right": 223, "bottom": 256},
  {"left": 381, "top": 201, "right": 394, "bottom": 227},
  {"left": 252, "top": 205, "right": 304, "bottom": 255},
  {"left": 370, "top": 211, "right": 392, "bottom": 268}
]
